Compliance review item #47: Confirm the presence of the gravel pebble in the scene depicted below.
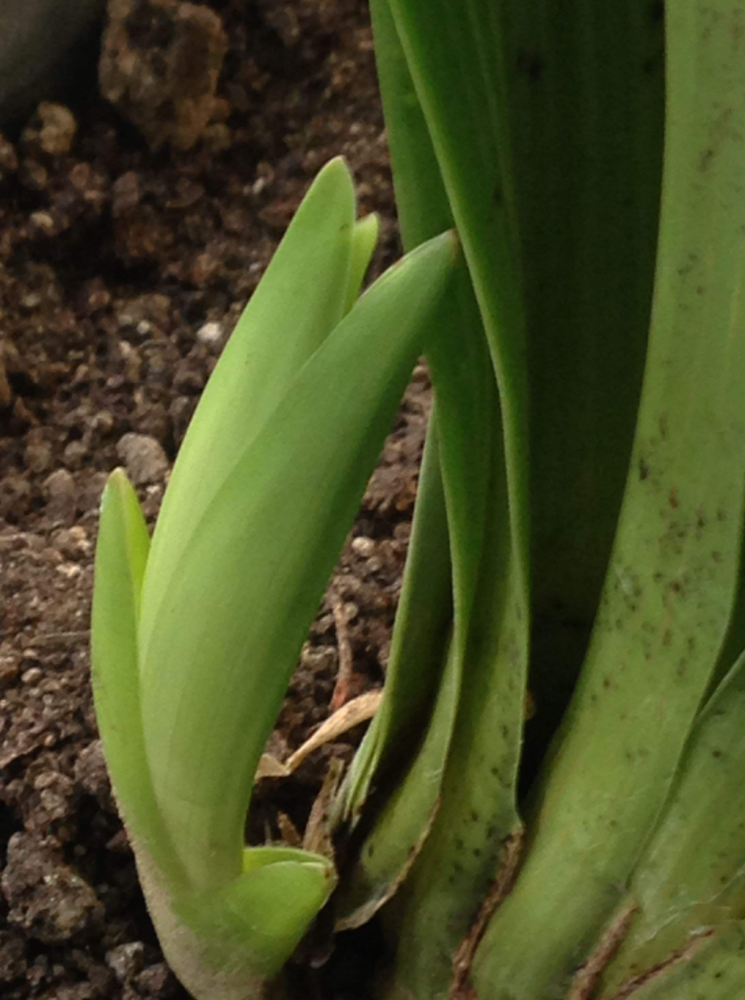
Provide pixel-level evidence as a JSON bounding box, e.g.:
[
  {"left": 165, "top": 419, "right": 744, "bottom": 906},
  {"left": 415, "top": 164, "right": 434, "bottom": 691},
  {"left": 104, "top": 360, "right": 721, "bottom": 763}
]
[
  {"left": 134, "top": 962, "right": 179, "bottom": 997},
  {"left": 351, "top": 536, "right": 375, "bottom": 557},
  {"left": 105, "top": 941, "right": 145, "bottom": 983},
  {"left": 0, "top": 930, "right": 27, "bottom": 983},
  {"left": 116, "top": 432, "right": 169, "bottom": 485},
  {"left": 22, "top": 102, "right": 77, "bottom": 156},
  {"left": 42, "top": 469, "right": 77, "bottom": 522},
  {"left": 1, "top": 834, "right": 103, "bottom": 943},
  {"left": 196, "top": 320, "right": 224, "bottom": 349},
  {"left": 100, "top": 0, "right": 228, "bottom": 151},
  {"left": 74, "top": 740, "right": 113, "bottom": 811}
]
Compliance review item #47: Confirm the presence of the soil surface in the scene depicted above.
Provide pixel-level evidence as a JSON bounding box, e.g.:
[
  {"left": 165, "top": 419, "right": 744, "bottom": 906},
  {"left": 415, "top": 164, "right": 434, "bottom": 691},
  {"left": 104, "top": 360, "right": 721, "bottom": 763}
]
[{"left": 0, "top": 3, "right": 427, "bottom": 997}]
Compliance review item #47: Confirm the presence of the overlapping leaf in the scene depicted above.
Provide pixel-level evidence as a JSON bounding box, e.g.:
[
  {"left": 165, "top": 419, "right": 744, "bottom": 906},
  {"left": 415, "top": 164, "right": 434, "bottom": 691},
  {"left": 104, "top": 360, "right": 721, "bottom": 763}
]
[
  {"left": 473, "top": 3, "right": 745, "bottom": 995},
  {"left": 596, "top": 650, "right": 745, "bottom": 997},
  {"left": 331, "top": 4, "right": 529, "bottom": 993},
  {"left": 92, "top": 160, "right": 457, "bottom": 999}
]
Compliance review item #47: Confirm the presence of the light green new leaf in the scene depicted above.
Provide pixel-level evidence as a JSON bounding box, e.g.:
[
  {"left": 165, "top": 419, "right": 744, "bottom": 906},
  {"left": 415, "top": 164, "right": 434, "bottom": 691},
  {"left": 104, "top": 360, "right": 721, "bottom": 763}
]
[
  {"left": 138, "top": 230, "right": 457, "bottom": 895},
  {"left": 344, "top": 213, "right": 381, "bottom": 314},
  {"left": 91, "top": 470, "right": 184, "bottom": 887},
  {"left": 473, "top": 3, "right": 745, "bottom": 996},
  {"left": 92, "top": 471, "right": 339, "bottom": 998},
  {"left": 171, "top": 848, "right": 336, "bottom": 982},
  {"left": 141, "top": 157, "right": 358, "bottom": 655},
  {"left": 93, "top": 162, "right": 456, "bottom": 998}
]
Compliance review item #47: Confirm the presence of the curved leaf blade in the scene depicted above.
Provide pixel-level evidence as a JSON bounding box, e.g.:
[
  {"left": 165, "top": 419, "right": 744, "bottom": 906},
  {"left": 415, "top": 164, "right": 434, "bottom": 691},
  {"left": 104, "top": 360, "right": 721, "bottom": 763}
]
[
  {"left": 473, "top": 4, "right": 745, "bottom": 996},
  {"left": 597, "top": 650, "right": 745, "bottom": 995},
  {"left": 91, "top": 469, "right": 184, "bottom": 887},
  {"left": 344, "top": 213, "right": 381, "bottom": 313},
  {"left": 333, "top": 5, "right": 528, "bottom": 968},
  {"left": 139, "top": 231, "right": 458, "bottom": 893},
  {"left": 141, "top": 158, "right": 357, "bottom": 659}
]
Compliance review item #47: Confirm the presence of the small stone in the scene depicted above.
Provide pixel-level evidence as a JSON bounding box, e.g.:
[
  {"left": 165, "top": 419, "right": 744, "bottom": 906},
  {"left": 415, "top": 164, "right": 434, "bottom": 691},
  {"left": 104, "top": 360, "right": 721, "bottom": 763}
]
[
  {"left": 393, "top": 521, "right": 412, "bottom": 543},
  {"left": 0, "top": 134, "right": 18, "bottom": 177},
  {"left": 118, "top": 293, "right": 172, "bottom": 335},
  {"left": 105, "top": 941, "right": 145, "bottom": 983},
  {"left": 169, "top": 394, "right": 195, "bottom": 444},
  {"left": 202, "top": 121, "right": 232, "bottom": 153},
  {"left": 190, "top": 251, "right": 219, "bottom": 286},
  {"left": 79, "top": 471, "right": 109, "bottom": 515},
  {"left": 20, "top": 291, "right": 42, "bottom": 311},
  {"left": 173, "top": 358, "right": 204, "bottom": 394},
  {"left": 21, "top": 667, "right": 43, "bottom": 685},
  {"left": 62, "top": 440, "right": 88, "bottom": 470},
  {"left": 92, "top": 409, "right": 115, "bottom": 434},
  {"left": 35, "top": 103, "right": 78, "bottom": 156},
  {"left": 196, "top": 320, "right": 224, "bottom": 349},
  {"left": 1, "top": 833, "right": 103, "bottom": 943},
  {"left": 0, "top": 355, "right": 11, "bottom": 409},
  {"left": 0, "top": 931, "right": 26, "bottom": 983},
  {"left": 18, "top": 159, "right": 48, "bottom": 190},
  {"left": 351, "top": 536, "right": 375, "bottom": 557},
  {"left": 79, "top": 279, "right": 111, "bottom": 315},
  {"left": 42, "top": 546, "right": 63, "bottom": 566},
  {"left": 342, "top": 601, "right": 359, "bottom": 622},
  {"left": 0, "top": 655, "right": 20, "bottom": 689},
  {"left": 119, "top": 340, "right": 143, "bottom": 382},
  {"left": 135, "top": 962, "right": 178, "bottom": 997},
  {"left": 300, "top": 645, "right": 337, "bottom": 674},
  {"left": 105, "top": 830, "right": 130, "bottom": 853},
  {"left": 74, "top": 741, "right": 112, "bottom": 810},
  {"left": 0, "top": 473, "right": 31, "bottom": 517},
  {"left": 99, "top": 0, "right": 228, "bottom": 151},
  {"left": 24, "top": 435, "right": 52, "bottom": 473},
  {"left": 24, "top": 532, "right": 46, "bottom": 552},
  {"left": 43, "top": 469, "right": 77, "bottom": 522},
  {"left": 56, "top": 562, "right": 82, "bottom": 579},
  {"left": 111, "top": 171, "right": 141, "bottom": 217},
  {"left": 52, "top": 526, "right": 90, "bottom": 559},
  {"left": 29, "top": 210, "right": 56, "bottom": 236},
  {"left": 116, "top": 432, "right": 169, "bottom": 485}
]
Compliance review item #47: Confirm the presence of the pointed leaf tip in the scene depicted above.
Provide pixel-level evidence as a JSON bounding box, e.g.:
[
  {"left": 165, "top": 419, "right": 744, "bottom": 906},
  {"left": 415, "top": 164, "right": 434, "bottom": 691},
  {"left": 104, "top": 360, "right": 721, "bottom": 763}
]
[{"left": 314, "top": 154, "right": 355, "bottom": 196}]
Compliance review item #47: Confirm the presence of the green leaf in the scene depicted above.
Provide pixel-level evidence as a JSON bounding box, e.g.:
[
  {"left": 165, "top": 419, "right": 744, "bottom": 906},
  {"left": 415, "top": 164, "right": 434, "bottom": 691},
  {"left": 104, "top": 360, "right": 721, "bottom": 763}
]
[
  {"left": 331, "top": 7, "right": 529, "bottom": 976},
  {"left": 473, "top": 3, "right": 745, "bottom": 996},
  {"left": 133, "top": 845, "right": 335, "bottom": 1000},
  {"left": 332, "top": 0, "right": 458, "bottom": 840},
  {"left": 138, "top": 230, "right": 457, "bottom": 895},
  {"left": 90, "top": 470, "right": 184, "bottom": 887},
  {"left": 141, "top": 157, "right": 357, "bottom": 655},
  {"left": 386, "top": 0, "right": 529, "bottom": 561},
  {"left": 94, "top": 166, "right": 456, "bottom": 996},
  {"left": 171, "top": 848, "right": 336, "bottom": 982},
  {"left": 334, "top": 624, "right": 459, "bottom": 930},
  {"left": 332, "top": 414, "right": 453, "bottom": 843},
  {"left": 503, "top": 0, "right": 664, "bottom": 760},
  {"left": 344, "top": 213, "right": 380, "bottom": 313},
  {"left": 597, "top": 650, "right": 745, "bottom": 996},
  {"left": 380, "top": 414, "right": 524, "bottom": 1000},
  {"left": 600, "top": 922, "right": 745, "bottom": 1000}
]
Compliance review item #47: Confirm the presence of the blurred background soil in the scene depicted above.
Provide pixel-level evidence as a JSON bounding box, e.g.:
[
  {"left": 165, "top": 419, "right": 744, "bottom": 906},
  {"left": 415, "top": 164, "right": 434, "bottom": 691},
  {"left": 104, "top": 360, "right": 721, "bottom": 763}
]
[{"left": 0, "top": 2, "right": 429, "bottom": 996}]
